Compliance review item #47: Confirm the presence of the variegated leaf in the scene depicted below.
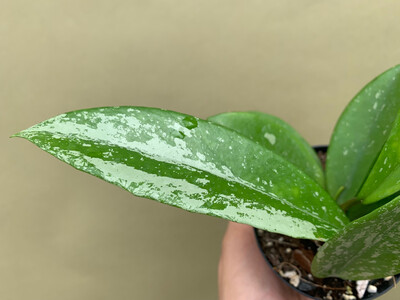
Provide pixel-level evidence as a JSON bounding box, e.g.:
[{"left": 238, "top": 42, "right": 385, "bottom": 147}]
[
  {"left": 14, "top": 107, "right": 348, "bottom": 240},
  {"left": 208, "top": 111, "right": 324, "bottom": 186}
]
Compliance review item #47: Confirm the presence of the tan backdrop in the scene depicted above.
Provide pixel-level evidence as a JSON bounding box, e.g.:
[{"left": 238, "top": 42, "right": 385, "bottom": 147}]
[{"left": 2, "top": 1, "right": 400, "bottom": 299}]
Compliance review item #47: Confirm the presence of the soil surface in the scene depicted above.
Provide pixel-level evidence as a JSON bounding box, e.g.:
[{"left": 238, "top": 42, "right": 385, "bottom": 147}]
[
  {"left": 256, "top": 230, "right": 396, "bottom": 299},
  {"left": 254, "top": 148, "right": 397, "bottom": 300}
]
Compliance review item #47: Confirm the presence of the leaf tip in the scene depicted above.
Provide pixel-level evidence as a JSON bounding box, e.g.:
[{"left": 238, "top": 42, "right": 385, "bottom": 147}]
[
  {"left": 10, "top": 129, "right": 28, "bottom": 139},
  {"left": 10, "top": 132, "right": 21, "bottom": 139}
]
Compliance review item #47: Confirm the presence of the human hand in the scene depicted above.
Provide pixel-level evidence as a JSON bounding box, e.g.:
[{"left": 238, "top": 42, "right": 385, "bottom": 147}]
[{"left": 218, "top": 222, "right": 308, "bottom": 300}]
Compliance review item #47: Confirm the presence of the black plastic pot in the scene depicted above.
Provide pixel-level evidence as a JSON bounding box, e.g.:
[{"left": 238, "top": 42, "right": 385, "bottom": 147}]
[
  {"left": 253, "top": 145, "right": 400, "bottom": 300},
  {"left": 254, "top": 228, "right": 400, "bottom": 300}
]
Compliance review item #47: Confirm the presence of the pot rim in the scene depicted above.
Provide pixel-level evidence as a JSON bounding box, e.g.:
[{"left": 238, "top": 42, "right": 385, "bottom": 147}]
[{"left": 253, "top": 228, "right": 400, "bottom": 300}]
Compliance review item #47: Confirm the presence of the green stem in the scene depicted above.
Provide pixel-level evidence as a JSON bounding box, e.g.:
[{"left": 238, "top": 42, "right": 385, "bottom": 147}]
[{"left": 334, "top": 186, "right": 345, "bottom": 202}]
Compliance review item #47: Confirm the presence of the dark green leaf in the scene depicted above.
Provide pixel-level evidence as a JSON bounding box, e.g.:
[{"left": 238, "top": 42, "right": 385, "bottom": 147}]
[
  {"left": 326, "top": 65, "right": 400, "bottom": 205},
  {"left": 312, "top": 194, "right": 400, "bottom": 280},
  {"left": 358, "top": 111, "right": 400, "bottom": 204},
  {"left": 345, "top": 196, "right": 393, "bottom": 221},
  {"left": 13, "top": 107, "right": 348, "bottom": 240},
  {"left": 208, "top": 112, "right": 324, "bottom": 186}
]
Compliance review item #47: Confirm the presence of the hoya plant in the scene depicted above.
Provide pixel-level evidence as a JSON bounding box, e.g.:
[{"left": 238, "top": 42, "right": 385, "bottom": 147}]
[{"left": 13, "top": 65, "right": 400, "bottom": 282}]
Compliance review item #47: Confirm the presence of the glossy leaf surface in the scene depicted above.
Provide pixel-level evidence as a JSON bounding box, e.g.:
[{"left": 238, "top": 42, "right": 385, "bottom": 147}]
[
  {"left": 358, "top": 110, "right": 400, "bottom": 204},
  {"left": 14, "top": 107, "right": 348, "bottom": 240},
  {"left": 208, "top": 112, "right": 324, "bottom": 186},
  {"left": 326, "top": 65, "right": 400, "bottom": 205},
  {"left": 312, "top": 194, "right": 400, "bottom": 280}
]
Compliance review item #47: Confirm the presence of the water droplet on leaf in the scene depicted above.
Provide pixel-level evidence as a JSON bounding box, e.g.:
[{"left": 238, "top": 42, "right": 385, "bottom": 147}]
[{"left": 182, "top": 116, "right": 198, "bottom": 130}]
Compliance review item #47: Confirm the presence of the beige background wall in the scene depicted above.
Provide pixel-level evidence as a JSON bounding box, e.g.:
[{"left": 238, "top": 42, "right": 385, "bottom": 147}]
[{"left": 2, "top": 1, "right": 400, "bottom": 299}]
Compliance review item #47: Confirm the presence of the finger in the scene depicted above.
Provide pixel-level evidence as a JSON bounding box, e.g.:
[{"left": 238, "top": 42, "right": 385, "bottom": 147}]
[{"left": 218, "top": 222, "right": 307, "bottom": 300}]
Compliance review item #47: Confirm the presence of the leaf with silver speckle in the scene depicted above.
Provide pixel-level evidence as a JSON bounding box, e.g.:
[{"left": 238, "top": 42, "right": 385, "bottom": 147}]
[
  {"left": 13, "top": 107, "right": 348, "bottom": 240},
  {"left": 358, "top": 110, "right": 400, "bottom": 204},
  {"left": 326, "top": 65, "right": 400, "bottom": 205},
  {"left": 208, "top": 111, "right": 324, "bottom": 186},
  {"left": 312, "top": 194, "right": 400, "bottom": 280}
]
